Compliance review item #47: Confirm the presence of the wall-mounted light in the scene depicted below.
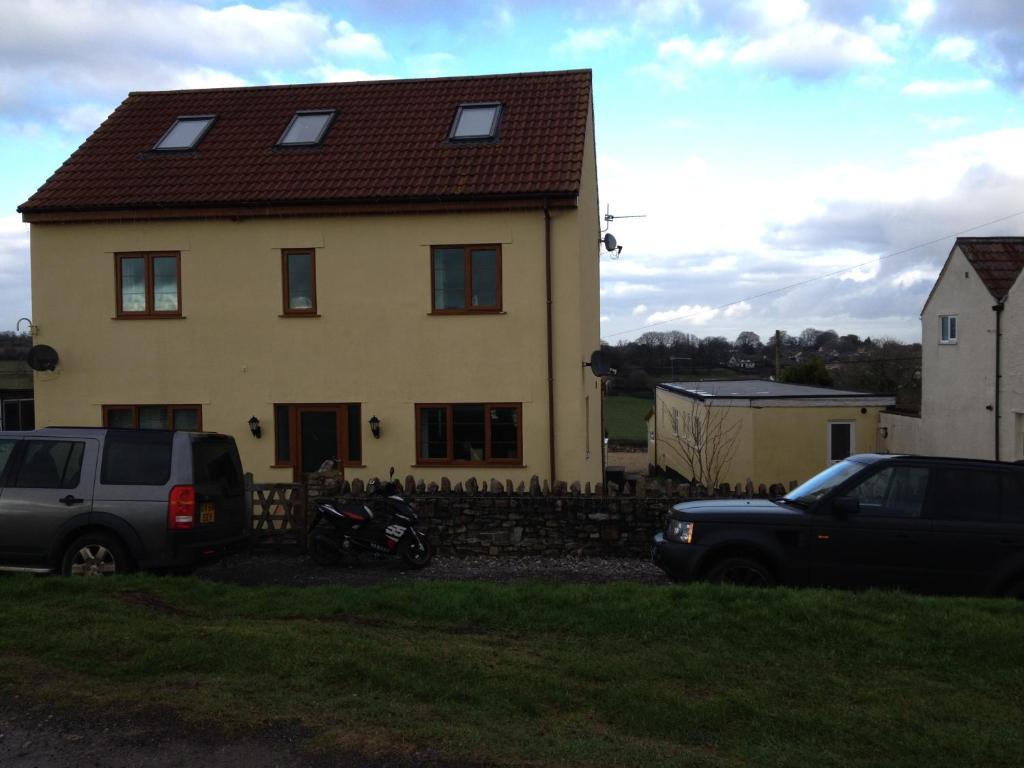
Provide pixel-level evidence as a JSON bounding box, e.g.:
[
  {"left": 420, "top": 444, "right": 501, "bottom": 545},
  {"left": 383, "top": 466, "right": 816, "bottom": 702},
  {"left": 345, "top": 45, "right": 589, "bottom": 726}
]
[
  {"left": 879, "top": 426, "right": 889, "bottom": 439},
  {"left": 369, "top": 415, "right": 381, "bottom": 439},
  {"left": 248, "top": 415, "right": 262, "bottom": 439}
]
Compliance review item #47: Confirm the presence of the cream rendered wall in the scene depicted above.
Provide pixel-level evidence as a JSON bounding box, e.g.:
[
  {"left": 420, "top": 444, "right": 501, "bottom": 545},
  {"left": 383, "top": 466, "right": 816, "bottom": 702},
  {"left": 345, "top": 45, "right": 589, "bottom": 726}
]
[
  {"left": 750, "top": 406, "right": 883, "bottom": 486},
  {"left": 653, "top": 388, "right": 885, "bottom": 487},
  {"left": 30, "top": 202, "right": 600, "bottom": 484},
  {"left": 652, "top": 388, "right": 754, "bottom": 484},
  {"left": 999, "top": 273, "right": 1024, "bottom": 461},
  {"left": 878, "top": 411, "right": 921, "bottom": 455},
  {"left": 919, "top": 246, "right": 998, "bottom": 459}
]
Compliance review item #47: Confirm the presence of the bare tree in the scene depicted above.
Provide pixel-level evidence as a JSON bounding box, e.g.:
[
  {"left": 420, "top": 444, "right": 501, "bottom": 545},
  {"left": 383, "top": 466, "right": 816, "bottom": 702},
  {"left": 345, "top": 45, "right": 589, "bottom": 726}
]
[{"left": 661, "top": 397, "right": 741, "bottom": 490}]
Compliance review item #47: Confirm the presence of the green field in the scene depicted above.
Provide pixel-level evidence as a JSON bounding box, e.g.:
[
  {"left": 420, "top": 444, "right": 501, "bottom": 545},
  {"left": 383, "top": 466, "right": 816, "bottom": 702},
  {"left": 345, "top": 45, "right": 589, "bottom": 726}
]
[
  {"left": 604, "top": 394, "right": 653, "bottom": 441},
  {"left": 1, "top": 576, "right": 1022, "bottom": 767}
]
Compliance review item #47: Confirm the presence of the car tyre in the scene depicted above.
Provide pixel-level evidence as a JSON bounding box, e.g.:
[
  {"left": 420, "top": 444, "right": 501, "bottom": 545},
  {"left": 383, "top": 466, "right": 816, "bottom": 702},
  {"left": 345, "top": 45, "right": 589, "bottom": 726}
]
[
  {"left": 61, "top": 533, "right": 132, "bottom": 577},
  {"left": 703, "top": 556, "right": 775, "bottom": 588}
]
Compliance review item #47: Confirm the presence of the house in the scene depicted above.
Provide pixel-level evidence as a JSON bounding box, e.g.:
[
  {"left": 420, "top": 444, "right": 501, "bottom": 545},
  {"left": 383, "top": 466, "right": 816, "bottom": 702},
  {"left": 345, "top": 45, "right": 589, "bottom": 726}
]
[
  {"left": 17, "top": 70, "right": 602, "bottom": 484},
  {"left": 652, "top": 380, "right": 894, "bottom": 488},
  {"left": 884, "top": 237, "right": 1024, "bottom": 460},
  {"left": 0, "top": 361, "right": 34, "bottom": 430}
]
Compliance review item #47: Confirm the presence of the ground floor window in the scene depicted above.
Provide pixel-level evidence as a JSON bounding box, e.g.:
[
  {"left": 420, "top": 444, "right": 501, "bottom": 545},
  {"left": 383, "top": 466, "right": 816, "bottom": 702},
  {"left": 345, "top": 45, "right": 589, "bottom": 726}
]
[
  {"left": 1, "top": 398, "right": 34, "bottom": 430},
  {"left": 415, "top": 403, "right": 521, "bottom": 465},
  {"left": 828, "top": 421, "right": 854, "bottom": 463},
  {"left": 273, "top": 403, "right": 361, "bottom": 473},
  {"left": 102, "top": 404, "right": 202, "bottom": 431}
]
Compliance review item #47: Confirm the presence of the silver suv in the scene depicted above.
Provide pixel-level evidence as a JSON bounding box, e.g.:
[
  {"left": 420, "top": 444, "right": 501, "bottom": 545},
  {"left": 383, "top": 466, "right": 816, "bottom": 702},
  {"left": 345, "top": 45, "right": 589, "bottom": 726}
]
[{"left": 0, "top": 427, "right": 248, "bottom": 575}]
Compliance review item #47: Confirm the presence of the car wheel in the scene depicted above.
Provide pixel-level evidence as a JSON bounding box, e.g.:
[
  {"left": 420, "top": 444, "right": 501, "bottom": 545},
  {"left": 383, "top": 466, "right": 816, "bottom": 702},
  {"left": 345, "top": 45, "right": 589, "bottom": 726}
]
[
  {"left": 61, "top": 533, "right": 132, "bottom": 577},
  {"left": 703, "top": 556, "right": 775, "bottom": 588}
]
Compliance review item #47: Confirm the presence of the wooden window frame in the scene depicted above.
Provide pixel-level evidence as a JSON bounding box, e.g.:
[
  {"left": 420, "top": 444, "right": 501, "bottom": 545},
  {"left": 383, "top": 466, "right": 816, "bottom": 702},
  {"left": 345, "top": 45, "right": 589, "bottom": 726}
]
[
  {"left": 430, "top": 244, "right": 503, "bottom": 314},
  {"left": 281, "top": 248, "right": 319, "bottom": 316},
  {"left": 415, "top": 402, "right": 522, "bottom": 466},
  {"left": 272, "top": 403, "right": 362, "bottom": 469},
  {"left": 114, "top": 252, "right": 182, "bottom": 318},
  {"left": 102, "top": 404, "right": 203, "bottom": 431}
]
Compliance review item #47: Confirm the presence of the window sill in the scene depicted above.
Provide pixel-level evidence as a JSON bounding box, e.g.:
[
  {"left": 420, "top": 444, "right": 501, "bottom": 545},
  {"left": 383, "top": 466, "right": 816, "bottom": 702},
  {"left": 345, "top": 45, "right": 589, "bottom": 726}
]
[
  {"left": 412, "top": 462, "right": 523, "bottom": 468},
  {"left": 271, "top": 463, "right": 364, "bottom": 469},
  {"left": 279, "top": 313, "right": 321, "bottom": 318},
  {"left": 112, "top": 315, "right": 186, "bottom": 320},
  {"left": 428, "top": 310, "right": 506, "bottom": 316},
  {"left": 938, "top": 340, "right": 958, "bottom": 345}
]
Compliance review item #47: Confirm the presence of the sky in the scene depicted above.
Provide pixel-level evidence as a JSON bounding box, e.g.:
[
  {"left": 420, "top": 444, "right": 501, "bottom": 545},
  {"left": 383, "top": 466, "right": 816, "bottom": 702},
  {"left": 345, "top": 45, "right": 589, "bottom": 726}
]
[{"left": 2, "top": 0, "right": 1023, "bottom": 345}]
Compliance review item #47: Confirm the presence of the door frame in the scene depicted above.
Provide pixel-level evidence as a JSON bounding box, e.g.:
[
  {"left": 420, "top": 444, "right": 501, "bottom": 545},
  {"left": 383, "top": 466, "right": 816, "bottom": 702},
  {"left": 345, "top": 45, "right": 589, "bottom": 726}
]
[{"left": 293, "top": 405, "right": 348, "bottom": 481}]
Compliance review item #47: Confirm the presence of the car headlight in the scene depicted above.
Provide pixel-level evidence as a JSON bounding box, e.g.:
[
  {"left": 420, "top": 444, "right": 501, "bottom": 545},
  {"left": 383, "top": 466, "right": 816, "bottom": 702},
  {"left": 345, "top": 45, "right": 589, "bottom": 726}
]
[{"left": 666, "top": 520, "right": 694, "bottom": 544}]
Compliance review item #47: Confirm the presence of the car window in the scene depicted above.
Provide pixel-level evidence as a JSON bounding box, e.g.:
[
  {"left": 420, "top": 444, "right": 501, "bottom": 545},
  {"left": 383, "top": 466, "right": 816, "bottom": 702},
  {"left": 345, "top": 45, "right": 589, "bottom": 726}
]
[
  {"left": 13, "top": 440, "right": 85, "bottom": 489},
  {"left": 928, "top": 469, "right": 1000, "bottom": 522},
  {"left": 191, "top": 436, "right": 244, "bottom": 496},
  {"left": 847, "top": 466, "right": 929, "bottom": 518},
  {"left": 0, "top": 438, "right": 18, "bottom": 483},
  {"left": 785, "top": 460, "right": 865, "bottom": 506},
  {"left": 101, "top": 432, "right": 172, "bottom": 486}
]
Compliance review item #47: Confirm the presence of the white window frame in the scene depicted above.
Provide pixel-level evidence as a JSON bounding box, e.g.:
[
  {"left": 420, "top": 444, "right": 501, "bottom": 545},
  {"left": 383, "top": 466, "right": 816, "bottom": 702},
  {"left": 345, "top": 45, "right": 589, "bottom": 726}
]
[
  {"left": 827, "top": 421, "right": 856, "bottom": 464},
  {"left": 939, "top": 315, "right": 958, "bottom": 345}
]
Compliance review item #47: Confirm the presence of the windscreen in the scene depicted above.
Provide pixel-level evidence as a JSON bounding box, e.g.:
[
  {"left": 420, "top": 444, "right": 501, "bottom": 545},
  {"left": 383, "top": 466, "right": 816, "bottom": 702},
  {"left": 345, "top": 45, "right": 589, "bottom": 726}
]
[{"left": 784, "top": 460, "right": 864, "bottom": 506}]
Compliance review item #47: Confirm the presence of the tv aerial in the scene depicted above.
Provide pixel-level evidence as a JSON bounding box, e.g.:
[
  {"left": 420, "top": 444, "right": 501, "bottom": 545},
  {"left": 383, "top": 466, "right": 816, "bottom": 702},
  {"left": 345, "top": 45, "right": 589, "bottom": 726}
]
[{"left": 599, "top": 205, "right": 646, "bottom": 259}]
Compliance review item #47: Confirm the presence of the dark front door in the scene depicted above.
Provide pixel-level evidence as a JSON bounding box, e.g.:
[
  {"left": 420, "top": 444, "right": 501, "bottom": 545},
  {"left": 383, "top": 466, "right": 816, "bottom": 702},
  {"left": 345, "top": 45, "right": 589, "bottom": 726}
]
[{"left": 295, "top": 407, "right": 344, "bottom": 480}]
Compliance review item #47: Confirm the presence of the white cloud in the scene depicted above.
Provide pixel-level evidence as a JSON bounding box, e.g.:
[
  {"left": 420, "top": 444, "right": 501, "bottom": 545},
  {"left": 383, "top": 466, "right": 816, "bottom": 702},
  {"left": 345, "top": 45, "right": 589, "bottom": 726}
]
[
  {"left": 733, "top": 21, "right": 894, "bottom": 78},
  {"left": 406, "top": 52, "right": 458, "bottom": 77},
  {"left": 723, "top": 301, "right": 752, "bottom": 318},
  {"left": 646, "top": 304, "right": 719, "bottom": 326},
  {"left": 309, "top": 66, "right": 393, "bottom": 83},
  {"left": 600, "top": 315, "right": 611, "bottom": 323},
  {"left": 915, "top": 114, "right": 970, "bottom": 131},
  {"left": 902, "top": 79, "right": 992, "bottom": 95},
  {"left": 933, "top": 36, "right": 976, "bottom": 62},
  {"left": 904, "top": 0, "right": 935, "bottom": 25},
  {"left": 170, "top": 67, "right": 249, "bottom": 90},
  {"left": 555, "top": 28, "right": 621, "bottom": 56},
  {"left": 325, "top": 20, "right": 388, "bottom": 60},
  {"left": 746, "top": 0, "right": 809, "bottom": 29},
  {"left": 892, "top": 268, "right": 939, "bottom": 288},
  {"left": 657, "top": 36, "right": 728, "bottom": 66},
  {"left": 632, "top": 304, "right": 649, "bottom": 316},
  {"left": 600, "top": 281, "right": 663, "bottom": 297},
  {"left": 57, "top": 103, "right": 113, "bottom": 134}
]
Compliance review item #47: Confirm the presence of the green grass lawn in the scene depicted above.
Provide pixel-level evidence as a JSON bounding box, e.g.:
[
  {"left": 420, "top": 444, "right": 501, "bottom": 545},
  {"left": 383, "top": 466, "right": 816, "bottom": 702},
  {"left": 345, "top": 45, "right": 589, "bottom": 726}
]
[
  {"left": 1, "top": 576, "right": 1022, "bottom": 767},
  {"left": 605, "top": 394, "right": 653, "bottom": 441}
]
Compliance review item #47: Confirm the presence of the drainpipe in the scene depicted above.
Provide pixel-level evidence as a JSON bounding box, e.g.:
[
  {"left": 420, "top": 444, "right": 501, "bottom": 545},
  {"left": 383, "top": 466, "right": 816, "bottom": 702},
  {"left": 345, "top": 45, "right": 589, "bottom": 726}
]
[
  {"left": 993, "top": 300, "right": 1004, "bottom": 460},
  {"left": 544, "top": 200, "right": 557, "bottom": 484}
]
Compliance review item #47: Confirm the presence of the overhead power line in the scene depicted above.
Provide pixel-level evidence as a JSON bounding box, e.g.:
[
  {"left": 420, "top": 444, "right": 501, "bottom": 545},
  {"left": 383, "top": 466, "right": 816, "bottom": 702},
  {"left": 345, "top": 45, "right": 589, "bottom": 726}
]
[{"left": 603, "top": 208, "right": 1024, "bottom": 339}]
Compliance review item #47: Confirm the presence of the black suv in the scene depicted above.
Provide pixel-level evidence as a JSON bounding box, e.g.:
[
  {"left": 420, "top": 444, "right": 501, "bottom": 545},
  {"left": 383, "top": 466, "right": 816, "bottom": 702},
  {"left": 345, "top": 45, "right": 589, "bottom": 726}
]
[
  {"left": 653, "top": 454, "right": 1024, "bottom": 597},
  {"left": 0, "top": 428, "right": 248, "bottom": 576}
]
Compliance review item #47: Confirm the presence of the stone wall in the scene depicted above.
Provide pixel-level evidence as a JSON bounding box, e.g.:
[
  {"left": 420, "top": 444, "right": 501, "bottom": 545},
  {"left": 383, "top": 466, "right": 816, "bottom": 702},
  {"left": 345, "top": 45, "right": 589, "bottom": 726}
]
[{"left": 304, "top": 472, "right": 796, "bottom": 558}]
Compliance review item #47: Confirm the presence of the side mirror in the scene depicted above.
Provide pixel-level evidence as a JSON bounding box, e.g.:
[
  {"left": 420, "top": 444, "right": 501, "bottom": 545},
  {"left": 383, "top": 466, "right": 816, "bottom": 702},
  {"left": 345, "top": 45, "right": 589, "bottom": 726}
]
[{"left": 832, "top": 496, "right": 860, "bottom": 517}]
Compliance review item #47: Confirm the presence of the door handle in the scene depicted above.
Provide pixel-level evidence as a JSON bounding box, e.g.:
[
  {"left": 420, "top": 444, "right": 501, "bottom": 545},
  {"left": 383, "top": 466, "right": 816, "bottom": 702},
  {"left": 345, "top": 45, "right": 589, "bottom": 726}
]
[{"left": 59, "top": 495, "right": 84, "bottom": 506}]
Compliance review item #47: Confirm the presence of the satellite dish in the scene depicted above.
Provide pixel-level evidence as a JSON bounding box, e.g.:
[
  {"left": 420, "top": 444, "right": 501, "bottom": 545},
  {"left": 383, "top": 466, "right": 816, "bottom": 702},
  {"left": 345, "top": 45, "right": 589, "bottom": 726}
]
[
  {"left": 602, "top": 233, "right": 617, "bottom": 252},
  {"left": 588, "top": 350, "right": 613, "bottom": 377},
  {"left": 26, "top": 345, "right": 59, "bottom": 372}
]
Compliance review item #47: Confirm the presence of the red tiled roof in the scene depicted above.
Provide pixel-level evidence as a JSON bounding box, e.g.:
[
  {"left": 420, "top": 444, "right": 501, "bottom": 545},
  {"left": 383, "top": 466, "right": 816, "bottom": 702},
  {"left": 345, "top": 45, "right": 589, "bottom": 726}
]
[
  {"left": 19, "top": 70, "right": 591, "bottom": 216},
  {"left": 957, "top": 237, "right": 1024, "bottom": 301}
]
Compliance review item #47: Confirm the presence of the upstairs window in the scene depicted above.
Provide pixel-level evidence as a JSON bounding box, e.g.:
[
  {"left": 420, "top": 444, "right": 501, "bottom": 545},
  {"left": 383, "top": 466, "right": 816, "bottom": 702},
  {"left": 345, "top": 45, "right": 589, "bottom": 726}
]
[
  {"left": 115, "top": 252, "right": 181, "bottom": 318},
  {"left": 431, "top": 245, "right": 501, "bottom": 313},
  {"left": 278, "top": 110, "right": 335, "bottom": 146},
  {"left": 449, "top": 103, "right": 502, "bottom": 140},
  {"left": 940, "top": 315, "right": 958, "bottom": 344},
  {"left": 154, "top": 116, "right": 215, "bottom": 150},
  {"left": 281, "top": 249, "right": 317, "bottom": 315}
]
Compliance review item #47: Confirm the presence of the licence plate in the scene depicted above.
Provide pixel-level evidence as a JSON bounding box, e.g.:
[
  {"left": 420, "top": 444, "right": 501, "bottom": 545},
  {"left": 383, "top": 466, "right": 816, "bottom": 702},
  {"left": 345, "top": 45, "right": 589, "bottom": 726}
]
[{"left": 200, "top": 503, "right": 216, "bottom": 524}]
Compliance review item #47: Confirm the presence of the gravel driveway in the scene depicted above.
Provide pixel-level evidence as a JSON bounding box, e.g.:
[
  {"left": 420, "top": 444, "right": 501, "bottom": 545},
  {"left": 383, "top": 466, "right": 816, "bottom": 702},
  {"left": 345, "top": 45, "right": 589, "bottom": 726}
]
[{"left": 197, "top": 550, "right": 668, "bottom": 587}]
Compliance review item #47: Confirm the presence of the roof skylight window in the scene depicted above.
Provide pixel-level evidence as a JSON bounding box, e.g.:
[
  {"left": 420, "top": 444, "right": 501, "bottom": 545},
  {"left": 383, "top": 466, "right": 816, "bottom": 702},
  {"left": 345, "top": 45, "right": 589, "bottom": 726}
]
[
  {"left": 154, "top": 116, "right": 215, "bottom": 151},
  {"left": 278, "top": 110, "right": 336, "bottom": 146},
  {"left": 450, "top": 103, "right": 502, "bottom": 141}
]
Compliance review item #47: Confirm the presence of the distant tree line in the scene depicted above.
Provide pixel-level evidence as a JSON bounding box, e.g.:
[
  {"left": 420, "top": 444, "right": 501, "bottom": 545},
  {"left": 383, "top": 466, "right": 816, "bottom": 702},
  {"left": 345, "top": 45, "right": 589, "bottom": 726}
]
[
  {"left": 603, "top": 328, "right": 922, "bottom": 410},
  {"left": 0, "top": 332, "right": 32, "bottom": 362}
]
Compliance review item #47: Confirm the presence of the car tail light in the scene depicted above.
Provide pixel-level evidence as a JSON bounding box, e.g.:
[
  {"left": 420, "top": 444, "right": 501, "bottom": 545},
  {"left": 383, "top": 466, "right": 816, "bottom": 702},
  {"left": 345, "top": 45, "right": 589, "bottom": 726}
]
[{"left": 168, "top": 485, "right": 196, "bottom": 530}]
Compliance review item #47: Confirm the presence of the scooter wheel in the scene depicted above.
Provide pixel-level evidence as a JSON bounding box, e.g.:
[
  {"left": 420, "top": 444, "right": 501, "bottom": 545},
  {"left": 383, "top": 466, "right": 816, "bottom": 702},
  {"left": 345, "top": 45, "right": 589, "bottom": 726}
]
[
  {"left": 308, "top": 533, "right": 343, "bottom": 566},
  {"left": 399, "top": 535, "right": 434, "bottom": 569}
]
